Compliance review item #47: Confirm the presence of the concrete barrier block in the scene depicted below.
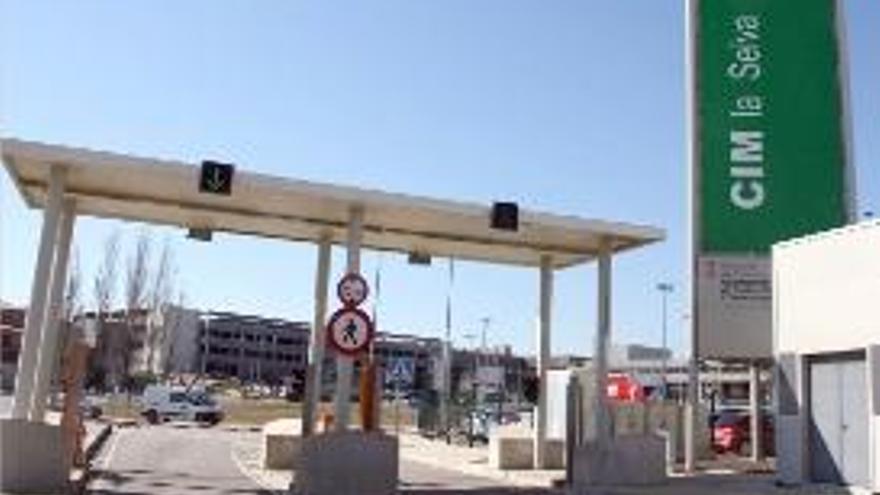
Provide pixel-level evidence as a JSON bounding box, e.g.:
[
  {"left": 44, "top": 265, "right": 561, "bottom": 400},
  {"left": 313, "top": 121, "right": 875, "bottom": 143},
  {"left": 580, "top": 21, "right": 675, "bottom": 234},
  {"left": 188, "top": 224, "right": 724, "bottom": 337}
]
[
  {"left": 488, "top": 426, "right": 566, "bottom": 470},
  {"left": 489, "top": 434, "right": 533, "bottom": 470},
  {"left": 571, "top": 434, "right": 667, "bottom": 489},
  {"left": 261, "top": 418, "right": 303, "bottom": 470},
  {"left": 0, "top": 419, "right": 68, "bottom": 493},
  {"left": 295, "top": 430, "right": 398, "bottom": 495}
]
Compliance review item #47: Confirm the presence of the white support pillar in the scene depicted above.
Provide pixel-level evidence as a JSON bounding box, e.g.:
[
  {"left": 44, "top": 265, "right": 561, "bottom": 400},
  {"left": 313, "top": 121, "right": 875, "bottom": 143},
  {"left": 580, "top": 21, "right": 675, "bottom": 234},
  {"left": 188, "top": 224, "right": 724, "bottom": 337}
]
[
  {"left": 334, "top": 206, "right": 364, "bottom": 431},
  {"left": 685, "top": 355, "right": 700, "bottom": 472},
  {"left": 534, "top": 255, "right": 553, "bottom": 469},
  {"left": 593, "top": 238, "right": 612, "bottom": 449},
  {"left": 30, "top": 199, "right": 76, "bottom": 422},
  {"left": 11, "top": 166, "right": 66, "bottom": 420},
  {"left": 749, "top": 360, "right": 764, "bottom": 462},
  {"left": 302, "top": 232, "right": 332, "bottom": 437}
]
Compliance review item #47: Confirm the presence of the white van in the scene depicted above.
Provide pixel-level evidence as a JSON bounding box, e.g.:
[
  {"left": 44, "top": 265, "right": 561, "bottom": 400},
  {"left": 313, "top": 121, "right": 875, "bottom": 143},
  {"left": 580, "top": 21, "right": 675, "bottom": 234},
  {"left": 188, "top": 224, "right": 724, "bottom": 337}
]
[{"left": 140, "top": 385, "right": 224, "bottom": 425}]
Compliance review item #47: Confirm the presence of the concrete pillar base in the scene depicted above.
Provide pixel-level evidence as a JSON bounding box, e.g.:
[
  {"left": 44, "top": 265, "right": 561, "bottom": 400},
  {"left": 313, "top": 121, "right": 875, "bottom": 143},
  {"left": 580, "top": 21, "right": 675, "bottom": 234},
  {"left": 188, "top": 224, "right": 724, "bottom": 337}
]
[
  {"left": 0, "top": 419, "right": 67, "bottom": 493},
  {"left": 262, "top": 418, "right": 303, "bottom": 470},
  {"left": 293, "top": 430, "right": 398, "bottom": 495},
  {"left": 489, "top": 426, "right": 565, "bottom": 470},
  {"left": 570, "top": 435, "right": 667, "bottom": 489}
]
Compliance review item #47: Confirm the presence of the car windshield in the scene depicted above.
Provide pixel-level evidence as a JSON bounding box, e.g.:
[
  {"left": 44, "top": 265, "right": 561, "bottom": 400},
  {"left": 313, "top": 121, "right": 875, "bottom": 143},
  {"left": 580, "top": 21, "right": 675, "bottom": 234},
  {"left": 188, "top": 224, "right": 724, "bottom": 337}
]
[
  {"left": 715, "top": 411, "right": 746, "bottom": 426},
  {"left": 187, "top": 393, "right": 215, "bottom": 406}
]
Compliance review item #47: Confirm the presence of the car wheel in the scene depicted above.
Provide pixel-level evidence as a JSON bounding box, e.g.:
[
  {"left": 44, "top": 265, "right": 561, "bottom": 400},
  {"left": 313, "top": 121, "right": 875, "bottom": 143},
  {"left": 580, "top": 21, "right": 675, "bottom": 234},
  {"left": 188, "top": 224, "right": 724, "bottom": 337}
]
[{"left": 145, "top": 410, "right": 159, "bottom": 425}]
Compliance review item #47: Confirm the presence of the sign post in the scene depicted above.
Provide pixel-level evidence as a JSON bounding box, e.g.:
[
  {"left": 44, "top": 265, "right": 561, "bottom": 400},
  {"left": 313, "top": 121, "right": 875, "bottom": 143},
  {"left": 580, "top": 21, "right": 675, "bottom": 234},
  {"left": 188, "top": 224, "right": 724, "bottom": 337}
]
[
  {"left": 687, "top": 0, "right": 853, "bottom": 471},
  {"left": 327, "top": 270, "right": 374, "bottom": 430}
]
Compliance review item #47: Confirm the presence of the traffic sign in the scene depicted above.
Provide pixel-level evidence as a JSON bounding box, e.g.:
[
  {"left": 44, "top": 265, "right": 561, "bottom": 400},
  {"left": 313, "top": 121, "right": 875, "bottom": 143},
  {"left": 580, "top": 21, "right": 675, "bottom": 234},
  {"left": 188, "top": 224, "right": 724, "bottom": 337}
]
[
  {"left": 199, "top": 160, "right": 235, "bottom": 195},
  {"left": 385, "top": 358, "right": 415, "bottom": 387},
  {"left": 326, "top": 307, "right": 374, "bottom": 357},
  {"left": 337, "top": 273, "right": 369, "bottom": 307}
]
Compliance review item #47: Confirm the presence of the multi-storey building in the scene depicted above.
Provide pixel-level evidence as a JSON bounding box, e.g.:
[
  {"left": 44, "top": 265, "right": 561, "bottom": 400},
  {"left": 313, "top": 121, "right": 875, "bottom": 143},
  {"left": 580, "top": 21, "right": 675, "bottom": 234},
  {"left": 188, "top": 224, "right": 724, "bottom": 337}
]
[
  {"left": 197, "top": 311, "right": 311, "bottom": 385},
  {"left": 451, "top": 345, "right": 531, "bottom": 404}
]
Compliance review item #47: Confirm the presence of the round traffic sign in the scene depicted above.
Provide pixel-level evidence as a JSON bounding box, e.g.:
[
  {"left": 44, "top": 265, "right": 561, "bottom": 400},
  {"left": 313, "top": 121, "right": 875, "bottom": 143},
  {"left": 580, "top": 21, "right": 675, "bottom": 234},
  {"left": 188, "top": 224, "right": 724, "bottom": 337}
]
[
  {"left": 337, "top": 273, "right": 369, "bottom": 307},
  {"left": 326, "top": 307, "right": 374, "bottom": 357}
]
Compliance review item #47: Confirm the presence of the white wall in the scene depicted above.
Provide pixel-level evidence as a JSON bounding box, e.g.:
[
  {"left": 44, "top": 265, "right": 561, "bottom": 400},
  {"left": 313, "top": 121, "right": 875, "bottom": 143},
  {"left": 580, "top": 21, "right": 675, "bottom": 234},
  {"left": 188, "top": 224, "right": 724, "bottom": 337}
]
[
  {"left": 774, "top": 220, "right": 880, "bottom": 355},
  {"left": 773, "top": 221, "right": 880, "bottom": 489}
]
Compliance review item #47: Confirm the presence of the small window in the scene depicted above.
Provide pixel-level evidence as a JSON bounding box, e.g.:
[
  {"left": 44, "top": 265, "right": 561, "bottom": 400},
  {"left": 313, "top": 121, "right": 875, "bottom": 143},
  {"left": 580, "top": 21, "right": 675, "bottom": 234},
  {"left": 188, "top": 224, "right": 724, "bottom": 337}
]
[{"left": 170, "top": 392, "right": 187, "bottom": 403}]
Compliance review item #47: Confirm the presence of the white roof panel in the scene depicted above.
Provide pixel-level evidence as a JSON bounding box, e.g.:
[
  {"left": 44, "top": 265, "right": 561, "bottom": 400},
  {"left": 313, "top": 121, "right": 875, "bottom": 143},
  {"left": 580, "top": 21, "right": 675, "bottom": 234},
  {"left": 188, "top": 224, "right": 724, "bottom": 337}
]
[{"left": 2, "top": 138, "right": 664, "bottom": 268}]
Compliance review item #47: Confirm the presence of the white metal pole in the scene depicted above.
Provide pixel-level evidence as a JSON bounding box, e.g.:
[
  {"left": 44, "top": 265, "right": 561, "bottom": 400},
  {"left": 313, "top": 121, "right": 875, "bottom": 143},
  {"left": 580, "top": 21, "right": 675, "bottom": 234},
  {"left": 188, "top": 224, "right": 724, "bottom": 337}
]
[
  {"left": 441, "top": 258, "right": 454, "bottom": 440},
  {"left": 661, "top": 290, "right": 668, "bottom": 394},
  {"left": 835, "top": 0, "right": 858, "bottom": 222},
  {"left": 334, "top": 206, "right": 364, "bottom": 431},
  {"left": 594, "top": 239, "right": 612, "bottom": 449},
  {"left": 534, "top": 255, "right": 553, "bottom": 469},
  {"left": 684, "top": 0, "right": 701, "bottom": 475},
  {"left": 749, "top": 360, "right": 763, "bottom": 462},
  {"left": 12, "top": 165, "right": 66, "bottom": 420},
  {"left": 302, "top": 232, "right": 332, "bottom": 437},
  {"left": 29, "top": 199, "right": 76, "bottom": 422}
]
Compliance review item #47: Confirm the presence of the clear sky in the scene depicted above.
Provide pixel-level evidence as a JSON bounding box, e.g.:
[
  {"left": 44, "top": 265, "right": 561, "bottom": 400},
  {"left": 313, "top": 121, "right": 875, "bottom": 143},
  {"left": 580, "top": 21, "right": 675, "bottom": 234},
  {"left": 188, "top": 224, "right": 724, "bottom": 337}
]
[{"left": 2, "top": 2, "right": 878, "bottom": 357}]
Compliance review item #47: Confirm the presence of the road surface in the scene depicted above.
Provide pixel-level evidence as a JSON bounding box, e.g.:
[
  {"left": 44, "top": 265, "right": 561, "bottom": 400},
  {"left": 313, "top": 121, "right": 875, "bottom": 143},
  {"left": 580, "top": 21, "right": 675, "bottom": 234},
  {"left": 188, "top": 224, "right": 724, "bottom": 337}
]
[
  {"left": 89, "top": 423, "right": 269, "bottom": 494},
  {"left": 400, "top": 460, "right": 559, "bottom": 494}
]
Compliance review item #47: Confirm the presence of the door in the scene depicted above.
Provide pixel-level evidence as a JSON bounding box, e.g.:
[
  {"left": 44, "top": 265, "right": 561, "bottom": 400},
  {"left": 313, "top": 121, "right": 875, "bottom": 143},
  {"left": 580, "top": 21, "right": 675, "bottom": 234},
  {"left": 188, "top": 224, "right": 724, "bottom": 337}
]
[
  {"left": 808, "top": 353, "right": 869, "bottom": 487},
  {"left": 840, "top": 360, "right": 868, "bottom": 486}
]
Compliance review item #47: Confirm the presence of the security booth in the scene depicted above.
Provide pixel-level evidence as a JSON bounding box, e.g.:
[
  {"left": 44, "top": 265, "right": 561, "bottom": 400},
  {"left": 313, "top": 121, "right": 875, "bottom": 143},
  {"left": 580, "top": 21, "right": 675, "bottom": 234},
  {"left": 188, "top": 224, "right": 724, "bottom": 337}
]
[
  {"left": 1, "top": 138, "right": 663, "bottom": 494},
  {"left": 774, "top": 220, "right": 880, "bottom": 491}
]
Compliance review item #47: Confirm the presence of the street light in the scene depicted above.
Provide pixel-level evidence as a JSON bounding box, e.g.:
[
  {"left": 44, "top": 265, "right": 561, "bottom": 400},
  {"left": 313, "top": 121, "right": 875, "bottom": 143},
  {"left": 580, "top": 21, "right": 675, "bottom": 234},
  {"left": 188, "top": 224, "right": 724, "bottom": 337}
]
[{"left": 656, "top": 282, "right": 674, "bottom": 399}]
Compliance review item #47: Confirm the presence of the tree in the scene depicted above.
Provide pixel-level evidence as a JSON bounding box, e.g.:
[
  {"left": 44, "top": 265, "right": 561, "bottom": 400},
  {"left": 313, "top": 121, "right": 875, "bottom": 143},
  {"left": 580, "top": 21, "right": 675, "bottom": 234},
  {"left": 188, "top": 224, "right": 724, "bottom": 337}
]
[
  {"left": 145, "top": 239, "right": 176, "bottom": 374},
  {"left": 122, "top": 230, "right": 151, "bottom": 390},
  {"left": 160, "top": 291, "right": 187, "bottom": 376},
  {"left": 91, "top": 231, "right": 120, "bottom": 391},
  {"left": 64, "top": 247, "right": 82, "bottom": 322}
]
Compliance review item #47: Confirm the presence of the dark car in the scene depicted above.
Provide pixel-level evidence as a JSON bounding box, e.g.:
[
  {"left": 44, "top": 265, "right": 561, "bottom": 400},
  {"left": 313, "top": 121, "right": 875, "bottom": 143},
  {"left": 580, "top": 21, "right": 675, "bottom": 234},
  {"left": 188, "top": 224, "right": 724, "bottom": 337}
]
[{"left": 712, "top": 410, "right": 775, "bottom": 456}]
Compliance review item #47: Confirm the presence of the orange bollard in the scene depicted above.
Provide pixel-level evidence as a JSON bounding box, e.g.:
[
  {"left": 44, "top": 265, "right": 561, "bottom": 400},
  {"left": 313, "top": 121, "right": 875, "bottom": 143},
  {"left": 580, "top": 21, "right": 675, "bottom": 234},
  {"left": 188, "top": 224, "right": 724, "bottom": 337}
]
[{"left": 359, "top": 358, "right": 377, "bottom": 431}]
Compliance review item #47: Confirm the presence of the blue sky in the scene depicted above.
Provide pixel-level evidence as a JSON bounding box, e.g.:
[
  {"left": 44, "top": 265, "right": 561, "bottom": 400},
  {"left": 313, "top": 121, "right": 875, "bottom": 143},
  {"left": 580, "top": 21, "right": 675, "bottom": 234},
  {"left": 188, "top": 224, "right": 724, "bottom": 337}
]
[{"left": 2, "top": 2, "right": 878, "bottom": 357}]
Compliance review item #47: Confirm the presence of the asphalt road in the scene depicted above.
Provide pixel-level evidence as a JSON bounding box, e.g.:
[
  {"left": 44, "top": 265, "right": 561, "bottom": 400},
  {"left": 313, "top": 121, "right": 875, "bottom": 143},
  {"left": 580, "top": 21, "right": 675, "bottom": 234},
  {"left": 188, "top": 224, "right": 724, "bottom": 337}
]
[
  {"left": 90, "top": 424, "right": 269, "bottom": 495},
  {"left": 399, "top": 460, "right": 559, "bottom": 494},
  {"left": 88, "top": 421, "right": 560, "bottom": 494}
]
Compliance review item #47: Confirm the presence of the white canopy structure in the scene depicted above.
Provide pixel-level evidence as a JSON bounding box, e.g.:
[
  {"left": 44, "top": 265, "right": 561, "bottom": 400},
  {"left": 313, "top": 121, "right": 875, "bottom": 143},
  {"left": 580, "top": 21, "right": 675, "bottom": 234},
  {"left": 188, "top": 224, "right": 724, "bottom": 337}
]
[
  {"left": 2, "top": 137, "right": 663, "bottom": 477},
  {"left": 3, "top": 138, "right": 661, "bottom": 267}
]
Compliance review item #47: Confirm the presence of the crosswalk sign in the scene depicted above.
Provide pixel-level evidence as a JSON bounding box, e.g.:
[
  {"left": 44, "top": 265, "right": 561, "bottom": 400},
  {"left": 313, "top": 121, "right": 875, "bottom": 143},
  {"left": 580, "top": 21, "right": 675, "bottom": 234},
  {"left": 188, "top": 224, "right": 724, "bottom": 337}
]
[{"left": 385, "top": 358, "right": 415, "bottom": 387}]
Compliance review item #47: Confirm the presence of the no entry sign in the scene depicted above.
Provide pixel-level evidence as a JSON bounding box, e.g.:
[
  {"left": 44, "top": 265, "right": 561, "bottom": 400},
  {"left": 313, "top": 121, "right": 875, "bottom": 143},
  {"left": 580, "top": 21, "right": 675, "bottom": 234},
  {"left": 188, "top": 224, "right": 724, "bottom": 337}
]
[{"left": 326, "top": 307, "right": 374, "bottom": 357}]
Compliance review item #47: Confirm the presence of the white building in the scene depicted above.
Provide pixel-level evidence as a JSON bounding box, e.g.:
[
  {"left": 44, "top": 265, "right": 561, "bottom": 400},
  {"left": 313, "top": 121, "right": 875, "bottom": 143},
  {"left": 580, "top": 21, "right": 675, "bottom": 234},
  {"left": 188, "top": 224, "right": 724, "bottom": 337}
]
[{"left": 774, "top": 220, "right": 880, "bottom": 490}]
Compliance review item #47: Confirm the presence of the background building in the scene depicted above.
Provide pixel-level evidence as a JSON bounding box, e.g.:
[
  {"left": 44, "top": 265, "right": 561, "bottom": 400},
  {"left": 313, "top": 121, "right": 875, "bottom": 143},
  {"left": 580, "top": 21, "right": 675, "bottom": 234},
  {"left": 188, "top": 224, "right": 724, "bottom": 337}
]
[
  {"left": 0, "top": 305, "right": 25, "bottom": 391},
  {"left": 197, "top": 311, "right": 311, "bottom": 387}
]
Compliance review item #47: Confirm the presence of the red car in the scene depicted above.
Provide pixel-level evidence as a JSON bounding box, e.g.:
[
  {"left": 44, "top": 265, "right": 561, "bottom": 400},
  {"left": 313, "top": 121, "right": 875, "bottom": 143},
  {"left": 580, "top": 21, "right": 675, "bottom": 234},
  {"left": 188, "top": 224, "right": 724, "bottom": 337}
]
[{"left": 712, "top": 410, "right": 775, "bottom": 456}]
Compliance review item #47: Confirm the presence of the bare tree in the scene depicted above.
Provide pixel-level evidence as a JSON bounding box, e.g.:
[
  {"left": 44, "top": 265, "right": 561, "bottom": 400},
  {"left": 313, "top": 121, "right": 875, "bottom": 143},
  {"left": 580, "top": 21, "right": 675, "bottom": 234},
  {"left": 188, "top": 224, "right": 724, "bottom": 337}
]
[
  {"left": 91, "top": 231, "right": 120, "bottom": 391},
  {"left": 122, "top": 230, "right": 151, "bottom": 389},
  {"left": 145, "top": 239, "right": 176, "bottom": 373},
  {"left": 161, "top": 290, "right": 187, "bottom": 377},
  {"left": 54, "top": 247, "right": 83, "bottom": 385},
  {"left": 64, "top": 247, "right": 82, "bottom": 322}
]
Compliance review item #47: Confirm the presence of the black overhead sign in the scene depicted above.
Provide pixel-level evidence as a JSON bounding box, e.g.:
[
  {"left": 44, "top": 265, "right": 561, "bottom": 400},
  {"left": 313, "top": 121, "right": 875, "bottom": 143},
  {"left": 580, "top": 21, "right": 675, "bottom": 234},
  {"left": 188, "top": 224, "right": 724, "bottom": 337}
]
[
  {"left": 490, "top": 202, "right": 519, "bottom": 232},
  {"left": 199, "top": 160, "right": 235, "bottom": 195}
]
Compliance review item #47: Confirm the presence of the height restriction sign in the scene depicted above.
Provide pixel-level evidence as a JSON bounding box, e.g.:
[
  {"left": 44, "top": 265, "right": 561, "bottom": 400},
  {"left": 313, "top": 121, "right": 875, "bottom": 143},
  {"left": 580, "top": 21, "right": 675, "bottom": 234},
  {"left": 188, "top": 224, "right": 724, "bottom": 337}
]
[{"left": 326, "top": 307, "right": 374, "bottom": 356}]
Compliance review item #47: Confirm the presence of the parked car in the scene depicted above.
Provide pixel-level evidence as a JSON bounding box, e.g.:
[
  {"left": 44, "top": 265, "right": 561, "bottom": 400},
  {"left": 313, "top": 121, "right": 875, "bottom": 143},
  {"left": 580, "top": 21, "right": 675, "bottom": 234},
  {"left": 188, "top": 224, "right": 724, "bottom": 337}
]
[
  {"left": 712, "top": 410, "right": 775, "bottom": 456},
  {"left": 140, "top": 385, "right": 224, "bottom": 425},
  {"left": 80, "top": 396, "right": 104, "bottom": 419}
]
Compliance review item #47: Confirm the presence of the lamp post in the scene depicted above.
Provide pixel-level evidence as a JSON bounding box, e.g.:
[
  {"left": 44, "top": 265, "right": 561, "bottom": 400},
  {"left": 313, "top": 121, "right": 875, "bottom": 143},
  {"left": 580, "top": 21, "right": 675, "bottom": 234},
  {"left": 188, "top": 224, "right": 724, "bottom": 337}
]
[{"left": 656, "top": 283, "right": 674, "bottom": 399}]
